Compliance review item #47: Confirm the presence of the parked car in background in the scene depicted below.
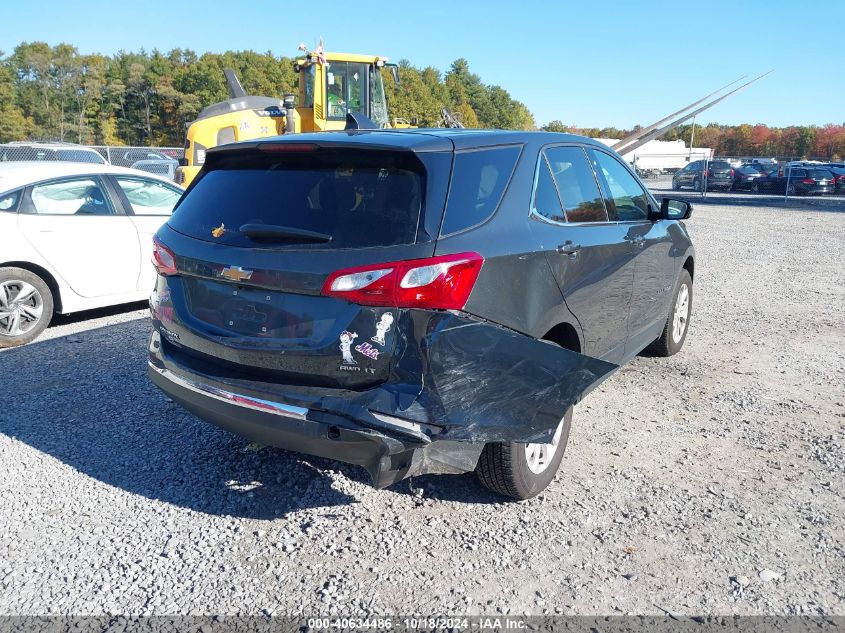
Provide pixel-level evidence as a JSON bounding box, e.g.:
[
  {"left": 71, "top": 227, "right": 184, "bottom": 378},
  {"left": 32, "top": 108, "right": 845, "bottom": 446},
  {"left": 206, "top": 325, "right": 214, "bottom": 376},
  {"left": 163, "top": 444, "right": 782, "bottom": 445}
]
[
  {"left": 131, "top": 158, "right": 178, "bottom": 181},
  {"left": 672, "top": 159, "right": 733, "bottom": 191},
  {"left": 147, "top": 129, "right": 695, "bottom": 499},
  {"left": 823, "top": 164, "right": 845, "bottom": 193},
  {"left": 753, "top": 166, "right": 835, "bottom": 195},
  {"left": 0, "top": 162, "right": 184, "bottom": 348},
  {"left": 111, "top": 149, "right": 178, "bottom": 167},
  {"left": 0, "top": 142, "right": 106, "bottom": 165},
  {"left": 732, "top": 165, "right": 767, "bottom": 191}
]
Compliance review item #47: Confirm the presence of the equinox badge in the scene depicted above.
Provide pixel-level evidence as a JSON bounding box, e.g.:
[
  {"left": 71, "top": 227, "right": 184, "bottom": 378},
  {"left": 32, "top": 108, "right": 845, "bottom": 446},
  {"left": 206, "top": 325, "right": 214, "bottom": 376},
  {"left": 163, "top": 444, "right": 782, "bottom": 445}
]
[{"left": 219, "top": 266, "right": 253, "bottom": 282}]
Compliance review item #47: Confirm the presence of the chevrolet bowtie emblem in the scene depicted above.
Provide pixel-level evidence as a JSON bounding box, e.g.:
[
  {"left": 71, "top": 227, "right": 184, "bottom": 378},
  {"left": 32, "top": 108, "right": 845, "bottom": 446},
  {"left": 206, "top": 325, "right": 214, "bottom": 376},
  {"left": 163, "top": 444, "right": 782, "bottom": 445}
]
[{"left": 219, "top": 266, "right": 253, "bottom": 282}]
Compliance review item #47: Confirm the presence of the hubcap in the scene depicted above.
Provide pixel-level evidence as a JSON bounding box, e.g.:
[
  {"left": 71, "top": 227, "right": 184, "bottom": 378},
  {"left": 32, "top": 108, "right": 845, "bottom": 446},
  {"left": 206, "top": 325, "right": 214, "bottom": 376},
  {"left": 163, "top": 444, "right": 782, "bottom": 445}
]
[
  {"left": 0, "top": 280, "right": 43, "bottom": 337},
  {"left": 672, "top": 283, "right": 690, "bottom": 344},
  {"left": 524, "top": 416, "right": 565, "bottom": 474}
]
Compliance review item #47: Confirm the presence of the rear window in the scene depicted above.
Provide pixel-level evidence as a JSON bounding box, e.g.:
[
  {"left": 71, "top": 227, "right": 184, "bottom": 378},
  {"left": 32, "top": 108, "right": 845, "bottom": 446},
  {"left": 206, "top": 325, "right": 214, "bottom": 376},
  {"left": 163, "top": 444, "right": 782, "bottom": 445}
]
[
  {"left": 710, "top": 161, "right": 732, "bottom": 169},
  {"left": 56, "top": 150, "right": 105, "bottom": 164},
  {"left": 440, "top": 146, "right": 521, "bottom": 235},
  {"left": 808, "top": 169, "right": 833, "bottom": 178},
  {"left": 169, "top": 148, "right": 432, "bottom": 249}
]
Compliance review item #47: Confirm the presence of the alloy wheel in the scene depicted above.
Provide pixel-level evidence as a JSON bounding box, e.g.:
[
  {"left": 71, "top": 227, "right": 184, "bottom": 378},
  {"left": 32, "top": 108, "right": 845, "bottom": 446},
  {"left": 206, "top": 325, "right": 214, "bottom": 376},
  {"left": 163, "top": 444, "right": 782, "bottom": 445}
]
[
  {"left": 672, "top": 283, "right": 690, "bottom": 344},
  {"left": 524, "top": 416, "right": 565, "bottom": 474},
  {"left": 0, "top": 280, "right": 44, "bottom": 337}
]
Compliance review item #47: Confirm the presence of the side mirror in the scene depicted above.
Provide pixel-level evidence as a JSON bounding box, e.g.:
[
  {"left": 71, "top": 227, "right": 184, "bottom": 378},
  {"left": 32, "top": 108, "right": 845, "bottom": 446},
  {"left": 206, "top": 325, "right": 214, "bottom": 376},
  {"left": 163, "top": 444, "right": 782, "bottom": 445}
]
[{"left": 660, "top": 197, "right": 693, "bottom": 220}]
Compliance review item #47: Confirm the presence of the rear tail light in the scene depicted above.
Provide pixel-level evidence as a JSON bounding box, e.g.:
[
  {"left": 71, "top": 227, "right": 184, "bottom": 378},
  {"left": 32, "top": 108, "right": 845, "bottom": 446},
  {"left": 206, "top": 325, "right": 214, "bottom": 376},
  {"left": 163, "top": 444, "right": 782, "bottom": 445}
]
[
  {"left": 802, "top": 178, "right": 815, "bottom": 184},
  {"left": 152, "top": 237, "right": 178, "bottom": 276},
  {"left": 706, "top": 169, "right": 712, "bottom": 178},
  {"left": 322, "top": 252, "right": 484, "bottom": 310},
  {"left": 730, "top": 169, "right": 735, "bottom": 178}
]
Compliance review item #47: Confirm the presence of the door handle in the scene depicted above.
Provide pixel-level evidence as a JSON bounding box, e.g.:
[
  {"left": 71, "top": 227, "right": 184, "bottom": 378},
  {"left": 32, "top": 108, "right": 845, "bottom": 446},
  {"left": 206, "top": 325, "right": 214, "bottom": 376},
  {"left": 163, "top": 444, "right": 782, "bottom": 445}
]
[{"left": 556, "top": 241, "right": 581, "bottom": 256}]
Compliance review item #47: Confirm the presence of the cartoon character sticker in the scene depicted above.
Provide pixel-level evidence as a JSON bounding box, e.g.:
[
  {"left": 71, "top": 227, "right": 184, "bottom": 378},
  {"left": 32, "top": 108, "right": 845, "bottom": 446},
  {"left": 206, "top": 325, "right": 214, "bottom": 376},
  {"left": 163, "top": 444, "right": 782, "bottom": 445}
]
[
  {"left": 339, "top": 331, "right": 358, "bottom": 365},
  {"left": 371, "top": 312, "right": 394, "bottom": 346}
]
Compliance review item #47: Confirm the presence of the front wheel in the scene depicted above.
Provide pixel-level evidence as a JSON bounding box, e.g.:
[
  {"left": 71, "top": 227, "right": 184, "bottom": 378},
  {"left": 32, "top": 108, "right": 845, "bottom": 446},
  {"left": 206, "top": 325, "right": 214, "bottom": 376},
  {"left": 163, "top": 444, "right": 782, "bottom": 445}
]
[
  {"left": 647, "top": 269, "right": 692, "bottom": 357},
  {"left": 475, "top": 408, "right": 572, "bottom": 500},
  {"left": 751, "top": 182, "right": 760, "bottom": 193},
  {"left": 0, "top": 267, "right": 54, "bottom": 348}
]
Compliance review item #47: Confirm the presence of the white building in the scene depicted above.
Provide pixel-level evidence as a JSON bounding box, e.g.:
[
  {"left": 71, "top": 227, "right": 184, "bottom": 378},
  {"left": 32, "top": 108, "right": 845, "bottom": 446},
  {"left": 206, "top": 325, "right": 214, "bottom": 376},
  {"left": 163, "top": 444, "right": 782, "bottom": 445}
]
[{"left": 596, "top": 138, "right": 713, "bottom": 171}]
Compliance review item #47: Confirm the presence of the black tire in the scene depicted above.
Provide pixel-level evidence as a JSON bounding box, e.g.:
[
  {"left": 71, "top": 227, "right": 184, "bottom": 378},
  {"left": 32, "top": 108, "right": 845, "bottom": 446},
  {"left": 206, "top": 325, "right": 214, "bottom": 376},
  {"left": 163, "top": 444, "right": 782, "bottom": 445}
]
[
  {"left": 647, "top": 269, "right": 692, "bottom": 357},
  {"left": 693, "top": 178, "right": 702, "bottom": 192},
  {"left": 786, "top": 183, "right": 796, "bottom": 196},
  {"left": 0, "top": 267, "right": 54, "bottom": 348},
  {"left": 751, "top": 182, "right": 760, "bottom": 193},
  {"left": 475, "top": 407, "right": 572, "bottom": 500},
  {"left": 671, "top": 179, "right": 680, "bottom": 191}
]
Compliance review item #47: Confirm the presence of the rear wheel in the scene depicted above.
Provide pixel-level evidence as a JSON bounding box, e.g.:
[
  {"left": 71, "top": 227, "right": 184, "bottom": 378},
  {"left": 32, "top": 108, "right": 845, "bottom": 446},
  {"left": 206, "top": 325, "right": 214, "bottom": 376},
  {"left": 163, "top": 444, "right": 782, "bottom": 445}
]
[
  {"left": 647, "top": 269, "right": 692, "bottom": 357},
  {"left": 693, "top": 178, "right": 702, "bottom": 192},
  {"left": 475, "top": 407, "right": 572, "bottom": 500},
  {"left": 0, "top": 268, "right": 54, "bottom": 348},
  {"left": 751, "top": 182, "right": 760, "bottom": 193},
  {"left": 786, "top": 182, "right": 796, "bottom": 196}
]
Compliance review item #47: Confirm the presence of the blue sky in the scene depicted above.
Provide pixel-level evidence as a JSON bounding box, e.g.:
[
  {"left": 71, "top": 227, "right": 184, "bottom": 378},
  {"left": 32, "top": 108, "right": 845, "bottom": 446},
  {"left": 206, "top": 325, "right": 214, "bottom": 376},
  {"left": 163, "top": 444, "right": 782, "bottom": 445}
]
[{"left": 3, "top": 0, "right": 841, "bottom": 128}]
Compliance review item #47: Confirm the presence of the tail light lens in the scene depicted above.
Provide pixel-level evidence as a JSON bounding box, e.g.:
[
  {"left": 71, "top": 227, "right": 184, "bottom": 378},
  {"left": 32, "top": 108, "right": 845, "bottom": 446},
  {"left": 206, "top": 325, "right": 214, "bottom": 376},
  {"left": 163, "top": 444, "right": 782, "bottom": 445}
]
[
  {"left": 706, "top": 169, "right": 712, "bottom": 178},
  {"left": 152, "top": 237, "right": 177, "bottom": 276},
  {"left": 323, "top": 252, "right": 484, "bottom": 310},
  {"left": 730, "top": 169, "right": 735, "bottom": 178},
  {"left": 802, "top": 178, "right": 815, "bottom": 184}
]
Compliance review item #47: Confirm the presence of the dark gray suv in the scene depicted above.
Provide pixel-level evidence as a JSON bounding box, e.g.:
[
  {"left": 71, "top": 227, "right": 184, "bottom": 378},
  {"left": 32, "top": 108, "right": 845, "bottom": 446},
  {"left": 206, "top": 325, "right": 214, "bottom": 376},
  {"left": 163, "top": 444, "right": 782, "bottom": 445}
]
[{"left": 148, "top": 130, "right": 695, "bottom": 499}]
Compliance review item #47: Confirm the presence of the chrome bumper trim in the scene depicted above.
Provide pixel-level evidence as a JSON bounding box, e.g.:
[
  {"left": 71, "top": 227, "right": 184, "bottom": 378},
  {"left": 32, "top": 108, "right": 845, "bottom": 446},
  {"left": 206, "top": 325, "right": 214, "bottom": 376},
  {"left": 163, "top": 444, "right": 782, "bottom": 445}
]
[{"left": 149, "top": 362, "right": 308, "bottom": 419}]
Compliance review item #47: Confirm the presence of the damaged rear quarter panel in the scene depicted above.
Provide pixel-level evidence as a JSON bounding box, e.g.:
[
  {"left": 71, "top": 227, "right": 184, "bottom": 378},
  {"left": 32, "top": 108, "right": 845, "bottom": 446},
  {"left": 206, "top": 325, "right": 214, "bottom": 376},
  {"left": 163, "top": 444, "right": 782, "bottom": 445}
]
[{"left": 372, "top": 310, "right": 617, "bottom": 444}]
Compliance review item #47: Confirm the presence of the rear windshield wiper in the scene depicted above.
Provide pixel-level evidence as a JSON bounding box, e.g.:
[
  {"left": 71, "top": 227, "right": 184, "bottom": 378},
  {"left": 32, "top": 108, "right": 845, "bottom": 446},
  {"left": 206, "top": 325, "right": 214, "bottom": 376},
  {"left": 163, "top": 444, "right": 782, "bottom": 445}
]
[{"left": 239, "top": 223, "right": 332, "bottom": 243}]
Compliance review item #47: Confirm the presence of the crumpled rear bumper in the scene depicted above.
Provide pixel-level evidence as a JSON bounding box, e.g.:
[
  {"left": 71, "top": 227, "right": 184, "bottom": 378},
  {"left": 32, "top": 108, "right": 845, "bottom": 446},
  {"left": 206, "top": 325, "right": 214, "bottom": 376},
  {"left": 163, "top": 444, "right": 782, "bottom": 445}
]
[{"left": 148, "top": 311, "right": 617, "bottom": 487}]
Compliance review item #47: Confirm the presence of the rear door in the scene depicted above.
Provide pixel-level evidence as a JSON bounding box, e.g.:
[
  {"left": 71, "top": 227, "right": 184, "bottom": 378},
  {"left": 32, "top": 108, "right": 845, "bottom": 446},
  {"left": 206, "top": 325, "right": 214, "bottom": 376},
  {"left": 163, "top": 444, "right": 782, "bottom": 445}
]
[
  {"left": 156, "top": 144, "right": 451, "bottom": 389},
  {"left": 587, "top": 148, "right": 676, "bottom": 358},
  {"left": 108, "top": 175, "right": 183, "bottom": 291},
  {"left": 17, "top": 175, "right": 141, "bottom": 298},
  {"left": 527, "top": 144, "right": 635, "bottom": 362}
]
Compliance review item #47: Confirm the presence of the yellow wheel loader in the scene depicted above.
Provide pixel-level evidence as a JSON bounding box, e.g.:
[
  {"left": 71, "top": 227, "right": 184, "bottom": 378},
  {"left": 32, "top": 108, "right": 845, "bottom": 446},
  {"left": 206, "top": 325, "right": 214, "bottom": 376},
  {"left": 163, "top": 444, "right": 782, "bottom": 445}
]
[{"left": 176, "top": 48, "right": 404, "bottom": 187}]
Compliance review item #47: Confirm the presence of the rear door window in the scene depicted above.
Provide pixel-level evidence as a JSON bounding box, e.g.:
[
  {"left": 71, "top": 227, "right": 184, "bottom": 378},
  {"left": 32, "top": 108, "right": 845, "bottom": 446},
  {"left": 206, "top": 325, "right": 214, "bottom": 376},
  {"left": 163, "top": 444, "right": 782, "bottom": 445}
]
[
  {"left": 440, "top": 146, "right": 521, "bottom": 235},
  {"left": 532, "top": 157, "right": 565, "bottom": 223},
  {"left": 545, "top": 146, "right": 607, "bottom": 223},
  {"left": 588, "top": 149, "right": 650, "bottom": 222},
  {"left": 169, "top": 148, "right": 437, "bottom": 249},
  {"left": 116, "top": 177, "right": 182, "bottom": 215}
]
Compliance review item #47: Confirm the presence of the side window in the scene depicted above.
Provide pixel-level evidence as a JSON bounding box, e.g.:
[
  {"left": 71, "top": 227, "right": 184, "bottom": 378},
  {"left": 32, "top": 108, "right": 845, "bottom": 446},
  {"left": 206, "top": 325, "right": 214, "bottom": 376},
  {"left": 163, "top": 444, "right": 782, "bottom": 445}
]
[
  {"left": 588, "top": 150, "right": 650, "bottom": 222},
  {"left": 0, "top": 189, "right": 21, "bottom": 212},
  {"left": 216, "top": 127, "right": 236, "bottom": 146},
  {"left": 116, "top": 178, "right": 182, "bottom": 216},
  {"left": 440, "top": 146, "right": 521, "bottom": 235},
  {"left": 532, "top": 157, "right": 565, "bottom": 223},
  {"left": 544, "top": 146, "right": 608, "bottom": 222},
  {"left": 29, "top": 178, "right": 114, "bottom": 216}
]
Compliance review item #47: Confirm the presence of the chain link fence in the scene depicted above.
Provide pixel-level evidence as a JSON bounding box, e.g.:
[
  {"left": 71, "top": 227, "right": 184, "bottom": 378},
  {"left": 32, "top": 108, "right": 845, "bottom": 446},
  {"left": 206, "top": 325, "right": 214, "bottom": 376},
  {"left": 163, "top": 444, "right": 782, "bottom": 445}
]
[{"left": 0, "top": 143, "right": 184, "bottom": 182}]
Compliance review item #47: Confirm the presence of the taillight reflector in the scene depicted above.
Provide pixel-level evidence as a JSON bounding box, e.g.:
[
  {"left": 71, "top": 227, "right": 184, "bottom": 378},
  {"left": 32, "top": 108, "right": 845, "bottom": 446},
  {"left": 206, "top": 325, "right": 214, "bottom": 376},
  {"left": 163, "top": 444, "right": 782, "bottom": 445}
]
[
  {"left": 152, "top": 237, "right": 177, "bottom": 276},
  {"left": 322, "top": 253, "right": 484, "bottom": 310}
]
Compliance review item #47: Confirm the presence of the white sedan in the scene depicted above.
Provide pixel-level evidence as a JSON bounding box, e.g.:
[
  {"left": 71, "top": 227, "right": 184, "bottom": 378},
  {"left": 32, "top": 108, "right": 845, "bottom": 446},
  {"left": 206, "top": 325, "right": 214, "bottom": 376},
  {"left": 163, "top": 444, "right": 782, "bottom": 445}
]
[{"left": 0, "top": 162, "right": 184, "bottom": 347}]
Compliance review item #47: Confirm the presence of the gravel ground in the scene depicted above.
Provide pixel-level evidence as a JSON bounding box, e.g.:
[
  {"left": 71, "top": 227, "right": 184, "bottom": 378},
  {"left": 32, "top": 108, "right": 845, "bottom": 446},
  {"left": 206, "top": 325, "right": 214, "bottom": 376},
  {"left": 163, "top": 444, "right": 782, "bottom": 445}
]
[{"left": 1, "top": 203, "right": 843, "bottom": 617}]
